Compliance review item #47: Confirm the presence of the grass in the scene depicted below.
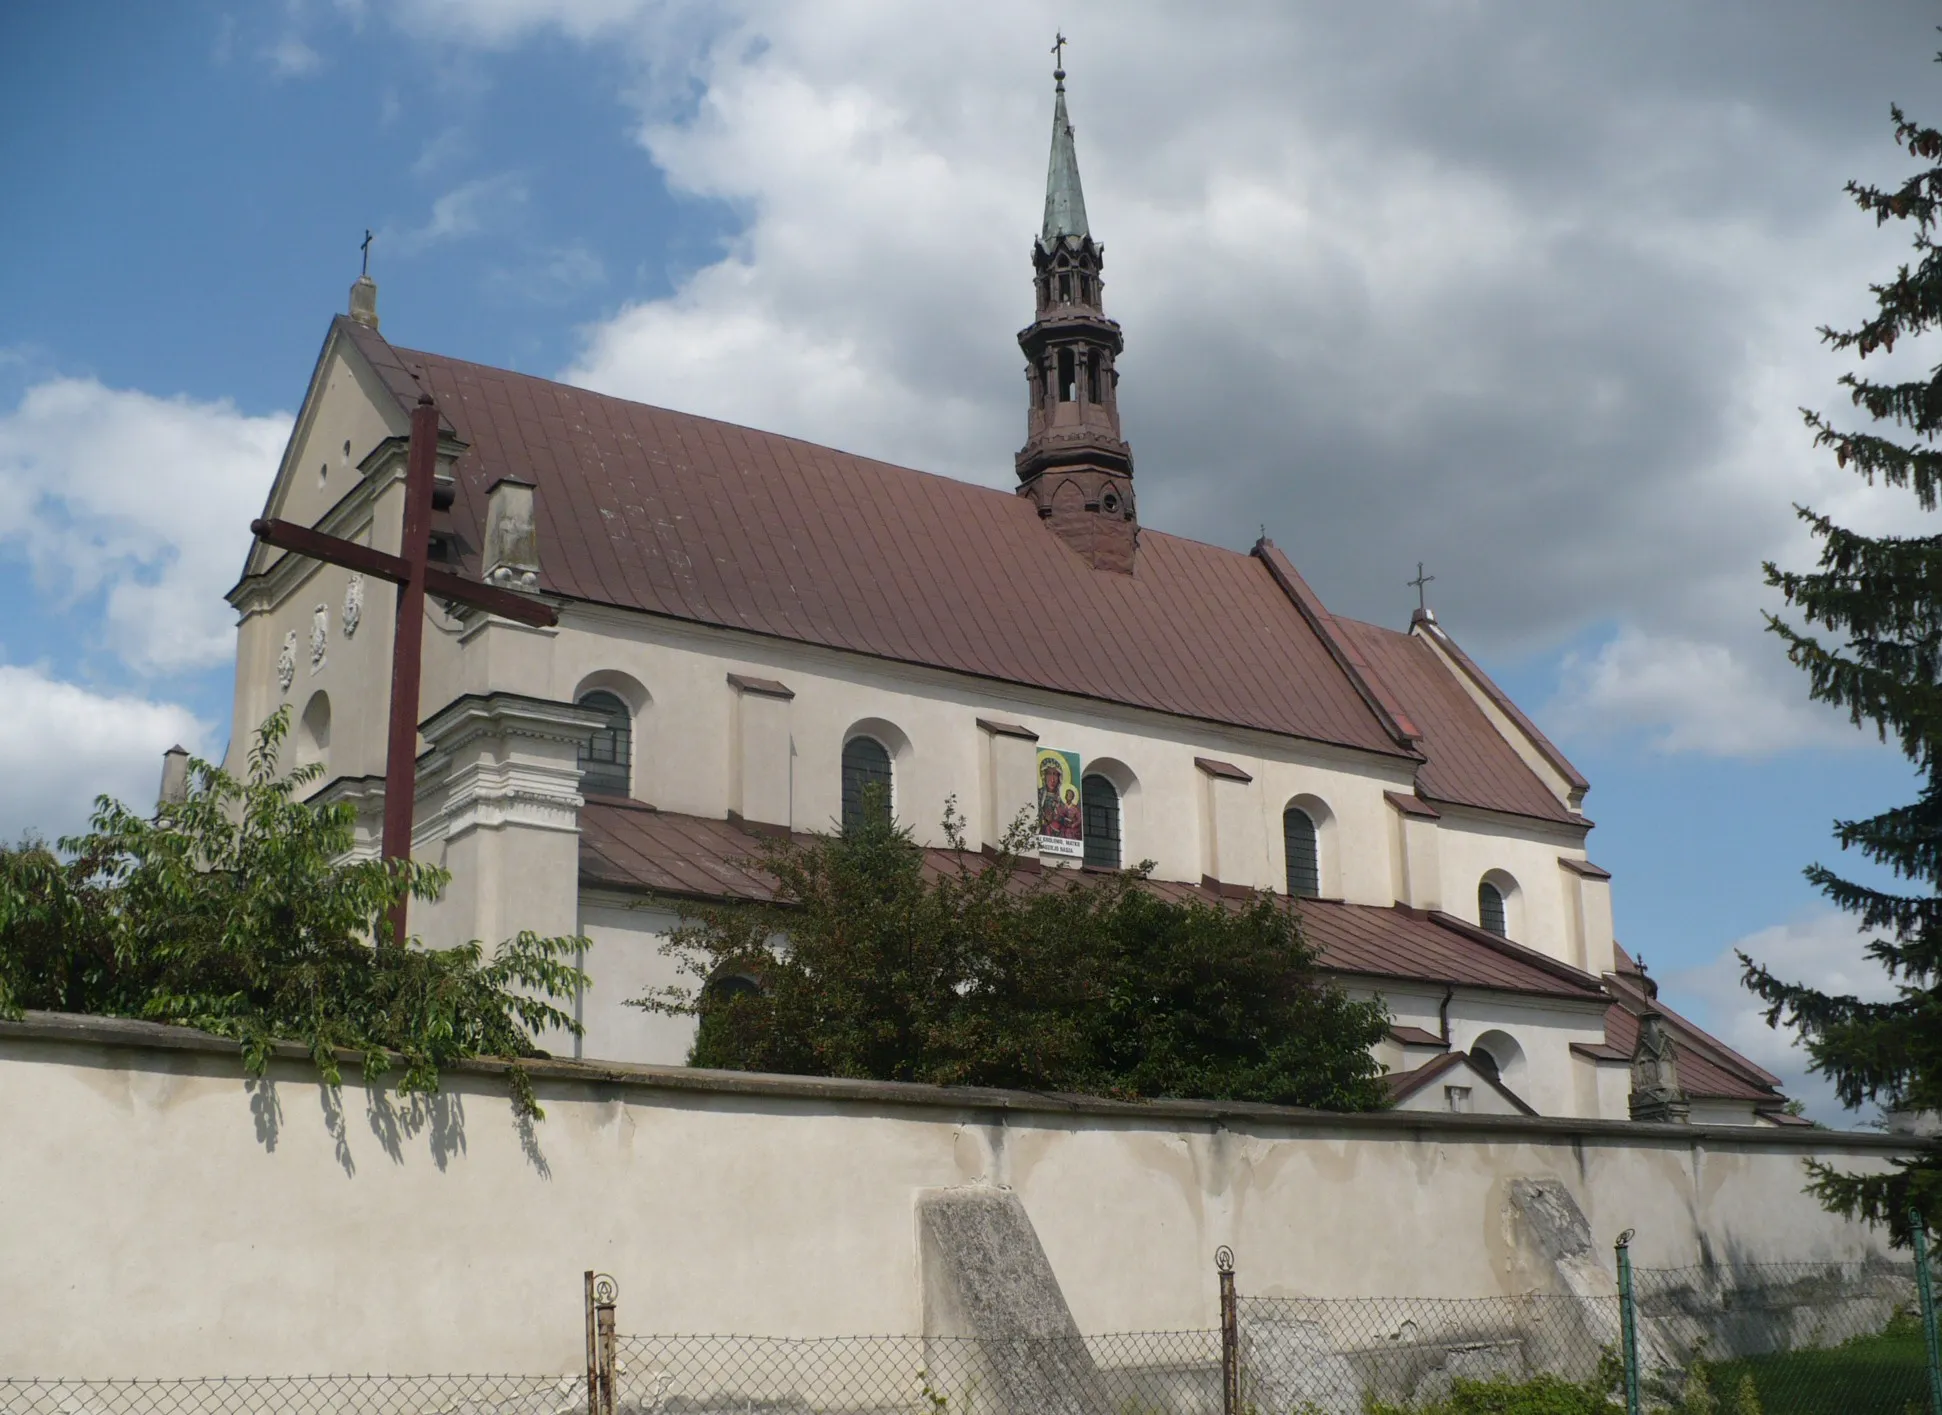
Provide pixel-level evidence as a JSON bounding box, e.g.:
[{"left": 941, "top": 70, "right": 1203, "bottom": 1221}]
[{"left": 1707, "top": 1325, "right": 1930, "bottom": 1415}]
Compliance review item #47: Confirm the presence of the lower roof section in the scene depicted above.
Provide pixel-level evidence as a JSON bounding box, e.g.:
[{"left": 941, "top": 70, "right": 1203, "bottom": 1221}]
[
  {"left": 582, "top": 801, "right": 1596, "bottom": 1003},
  {"left": 578, "top": 800, "right": 1790, "bottom": 1113},
  {"left": 574, "top": 799, "right": 1786, "bottom": 1110}
]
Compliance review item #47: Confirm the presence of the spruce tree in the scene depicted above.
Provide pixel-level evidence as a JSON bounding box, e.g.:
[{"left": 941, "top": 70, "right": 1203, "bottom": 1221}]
[{"left": 1742, "top": 86, "right": 1942, "bottom": 1243}]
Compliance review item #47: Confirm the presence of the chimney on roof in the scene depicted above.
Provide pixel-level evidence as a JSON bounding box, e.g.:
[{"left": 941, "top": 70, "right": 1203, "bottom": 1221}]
[
  {"left": 484, "top": 477, "right": 539, "bottom": 589},
  {"left": 157, "top": 744, "right": 190, "bottom": 809}
]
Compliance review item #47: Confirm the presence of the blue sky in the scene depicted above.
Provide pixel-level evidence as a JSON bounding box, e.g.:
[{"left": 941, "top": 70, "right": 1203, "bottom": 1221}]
[{"left": 3, "top": 0, "right": 1937, "bottom": 1119}]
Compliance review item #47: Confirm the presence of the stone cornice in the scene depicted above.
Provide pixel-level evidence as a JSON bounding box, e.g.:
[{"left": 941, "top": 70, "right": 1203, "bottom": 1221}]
[{"left": 415, "top": 691, "right": 610, "bottom": 846}]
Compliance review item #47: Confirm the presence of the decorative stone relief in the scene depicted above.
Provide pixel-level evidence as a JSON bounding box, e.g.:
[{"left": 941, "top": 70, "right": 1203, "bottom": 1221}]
[
  {"left": 276, "top": 631, "right": 297, "bottom": 692},
  {"left": 310, "top": 605, "right": 329, "bottom": 673},
  {"left": 342, "top": 574, "right": 364, "bottom": 638}
]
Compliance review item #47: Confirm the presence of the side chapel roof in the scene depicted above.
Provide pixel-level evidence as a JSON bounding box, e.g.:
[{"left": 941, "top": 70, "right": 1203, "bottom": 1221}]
[
  {"left": 578, "top": 800, "right": 1610, "bottom": 1002},
  {"left": 579, "top": 801, "right": 1788, "bottom": 1110}
]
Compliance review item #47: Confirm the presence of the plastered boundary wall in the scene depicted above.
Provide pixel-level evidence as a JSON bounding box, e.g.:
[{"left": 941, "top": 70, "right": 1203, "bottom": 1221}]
[{"left": 0, "top": 1014, "right": 1918, "bottom": 1378}]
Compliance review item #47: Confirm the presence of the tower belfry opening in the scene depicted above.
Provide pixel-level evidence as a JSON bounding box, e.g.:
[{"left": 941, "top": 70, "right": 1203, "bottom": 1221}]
[{"left": 1015, "top": 55, "right": 1137, "bottom": 572}]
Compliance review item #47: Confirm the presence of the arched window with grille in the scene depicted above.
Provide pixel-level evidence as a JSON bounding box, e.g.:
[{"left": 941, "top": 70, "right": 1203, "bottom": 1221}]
[
  {"left": 1082, "top": 774, "right": 1121, "bottom": 869},
  {"left": 841, "top": 735, "right": 893, "bottom": 830},
  {"left": 577, "top": 690, "right": 632, "bottom": 797},
  {"left": 1283, "top": 806, "right": 1320, "bottom": 899},
  {"left": 1478, "top": 880, "right": 1508, "bottom": 936}
]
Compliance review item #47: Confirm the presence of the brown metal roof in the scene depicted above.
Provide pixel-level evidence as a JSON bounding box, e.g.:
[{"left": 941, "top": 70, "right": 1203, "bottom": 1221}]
[
  {"left": 1386, "top": 1049, "right": 1538, "bottom": 1114},
  {"left": 578, "top": 802, "right": 1608, "bottom": 1002},
  {"left": 1333, "top": 617, "right": 1586, "bottom": 826},
  {"left": 334, "top": 319, "right": 1415, "bottom": 759},
  {"left": 320, "top": 319, "right": 1606, "bottom": 824},
  {"left": 1417, "top": 617, "right": 1590, "bottom": 793}
]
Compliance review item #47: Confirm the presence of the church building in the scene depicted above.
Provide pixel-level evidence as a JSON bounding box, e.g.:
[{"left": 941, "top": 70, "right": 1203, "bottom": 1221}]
[{"left": 221, "top": 68, "right": 1792, "bottom": 1126}]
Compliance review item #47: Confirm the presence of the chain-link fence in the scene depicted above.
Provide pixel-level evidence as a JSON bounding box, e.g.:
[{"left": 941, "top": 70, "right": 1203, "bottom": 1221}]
[
  {"left": 1239, "top": 1265, "right": 1927, "bottom": 1413},
  {"left": 0, "top": 1376, "right": 586, "bottom": 1415},
  {"left": 613, "top": 1332, "right": 1221, "bottom": 1414},
  {"left": 9, "top": 1248, "right": 1942, "bottom": 1415}
]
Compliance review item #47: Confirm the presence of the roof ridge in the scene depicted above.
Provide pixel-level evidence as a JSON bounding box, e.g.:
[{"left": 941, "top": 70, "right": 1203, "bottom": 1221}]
[
  {"left": 1607, "top": 971, "right": 1785, "bottom": 1091},
  {"left": 389, "top": 337, "right": 1294, "bottom": 565},
  {"left": 1412, "top": 617, "right": 1589, "bottom": 793},
  {"left": 1421, "top": 909, "right": 1606, "bottom": 994},
  {"left": 1252, "top": 538, "right": 1424, "bottom": 751}
]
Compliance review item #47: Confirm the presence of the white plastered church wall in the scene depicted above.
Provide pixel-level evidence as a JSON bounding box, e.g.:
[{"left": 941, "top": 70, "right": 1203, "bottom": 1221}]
[
  {"left": 1432, "top": 806, "right": 1591, "bottom": 967},
  {"left": 226, "top": 339, "right": 1650, "bottom": 1117},
  {"left": 1356, "top": 981, "right": 1611, "bottom": 1119}
]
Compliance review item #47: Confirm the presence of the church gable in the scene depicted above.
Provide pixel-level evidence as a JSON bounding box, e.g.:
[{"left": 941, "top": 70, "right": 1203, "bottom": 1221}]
[{"left": 240, "top": 318, "right": 418, "bottom": 584}]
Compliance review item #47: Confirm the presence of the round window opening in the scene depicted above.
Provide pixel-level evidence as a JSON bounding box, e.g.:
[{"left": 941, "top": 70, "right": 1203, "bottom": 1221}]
[{"left": 1102, "top": 491, "right": 1120, "bottom": 513}]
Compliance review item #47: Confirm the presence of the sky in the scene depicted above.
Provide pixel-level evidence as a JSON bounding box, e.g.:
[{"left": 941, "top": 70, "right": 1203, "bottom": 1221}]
[{"left": 2, "top": 0, "right": 1939, "bottom": 1123}]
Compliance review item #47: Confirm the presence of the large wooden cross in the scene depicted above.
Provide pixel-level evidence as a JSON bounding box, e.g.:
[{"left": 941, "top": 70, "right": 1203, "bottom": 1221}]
[{"left": 252, "top": 394, "right": 558, "bottom": 947}]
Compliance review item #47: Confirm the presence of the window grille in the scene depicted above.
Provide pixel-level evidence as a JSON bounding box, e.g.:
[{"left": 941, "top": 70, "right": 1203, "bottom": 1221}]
[
  {"left": 1283, "top": 807, "right": 1320, "bottom": 899},
  {"left": 1082, "top": 775, "right": 1120, "bottom": 869},
  {"left": 577, "top": 691, "right": 632, "bottom": 797},
  {"left": 841, "top": 736, "right": 893, "bottom": 830},
  {"left": 1478, "top": 880, "right": 1508, "bottom": 936}
]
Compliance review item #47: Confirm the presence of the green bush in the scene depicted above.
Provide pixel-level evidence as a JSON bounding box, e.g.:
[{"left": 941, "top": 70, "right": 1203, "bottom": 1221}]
[
  {"left": 0, "top": 709, "right": 588, "bottom": 1118},
  {"left": 639, "top": 792, "right": 1391, "bottom": 1108}
]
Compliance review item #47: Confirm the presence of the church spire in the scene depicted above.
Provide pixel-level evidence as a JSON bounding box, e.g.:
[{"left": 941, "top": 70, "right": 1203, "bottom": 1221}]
[
  {"left": 1015, "top": 52, "right": 1137, "bottom": 572},
  {"left": 1042, "top": 65, "right": 1090, "bottom": 245}
]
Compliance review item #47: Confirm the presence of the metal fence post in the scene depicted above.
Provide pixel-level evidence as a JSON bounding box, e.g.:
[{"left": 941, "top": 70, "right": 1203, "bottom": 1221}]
[
  {"left": 1615, "top": 1229, "right": 1640, "bottom": 1415},
  {"left": 584, "top": 1271, "right": 618, "bottom": 1415},
  {"left": 1913, "top": 1210, "right": 1942, "bottom": 1415},
  {"left": 1216, "top": 1246, "right": 1239, "bottom": 1415}
]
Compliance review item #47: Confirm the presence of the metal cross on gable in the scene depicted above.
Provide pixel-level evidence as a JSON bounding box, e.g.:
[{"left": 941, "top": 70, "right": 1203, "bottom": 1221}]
[
  {"left": 1409, "top": 561, "right": 1436, "bottom": 615},
  {"left": 360, "top": 228, "right": 374, "bottom": 276},
  {"left": 252, "top": 394, "right": 557, "bottom": 948}
]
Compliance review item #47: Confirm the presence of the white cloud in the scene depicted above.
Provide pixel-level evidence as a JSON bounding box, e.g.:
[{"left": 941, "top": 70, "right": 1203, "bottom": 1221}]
[
  {"left": 1667, "top": 910, "right": 1902, "bottom": 1127},
  {"left": 0, "top": 378, "right": 290, "bottom": 674},
  {"left": 1547, "top": 626, "right": 1872, "bottom": 757},
  {"left": 390, "top": 173, "right": 529, "bottom": 254},
  {"left": 375, "top": 2, "right": 1942, "bottom": 759},
  {"left": 487, "top": 242, "right": 607, "bottom": 304},
  {"left": 263, "top": 37, "right": 323, "bottom": 77},
  {"left": 0, "top": 666, "right": 209, "bottom": 845}
]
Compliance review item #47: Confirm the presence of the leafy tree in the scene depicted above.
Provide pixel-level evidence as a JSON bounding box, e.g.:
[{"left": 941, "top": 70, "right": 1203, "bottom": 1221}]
[
  {"left": 640, "top": 791, "right": 1390, "bottom": 1109},
  {"left": 0, "top": 709, "right": 587, "bottom": 1119},
  {"left": 1741, "top": 84, "right": 1942, "bottom": 1240}
]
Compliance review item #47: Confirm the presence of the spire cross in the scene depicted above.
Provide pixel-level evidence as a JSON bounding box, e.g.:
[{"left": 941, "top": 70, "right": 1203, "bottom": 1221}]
[
  {"left": 1409, "top": 561, "right": 1436, "bottom": 614},
  {"left": 1051, "top": 31, "right": 1067, "bottom": 75},
  {"left": 360, "top": 228, "right": 374, "bottom": 276}
]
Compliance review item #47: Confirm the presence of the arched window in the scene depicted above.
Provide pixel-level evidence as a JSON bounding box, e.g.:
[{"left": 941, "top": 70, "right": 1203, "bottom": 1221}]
[
  {"left": 1082, "top": 774, "right": 1121, "bottom": 869},
  {"left": 577, "top": 690, "right": 632, "bottom": 796},
  {"left": 1478, "top": 879, "right": 1508, "bottom": 937},
  {"left": 1470, "top": 1029, "right": 1527, "bottom": 1093},
  {"left": 841, "top": 735, "right": 893, "bottom": 830},
  {"left": 706, "top": 974, "right": 762, "bottom": 1004},
  {"left": 1284, "top": 806, "right": 1320, "bottom": 899},
  {"left": 1058, "top": 348, "right": 1076, "bottom": 402}
]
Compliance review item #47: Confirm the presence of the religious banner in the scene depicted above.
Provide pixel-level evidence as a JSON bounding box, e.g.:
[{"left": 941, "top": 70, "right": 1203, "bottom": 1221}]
[{"left": 1036, "top": 747, "right": 1084, "bottom": 858}]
